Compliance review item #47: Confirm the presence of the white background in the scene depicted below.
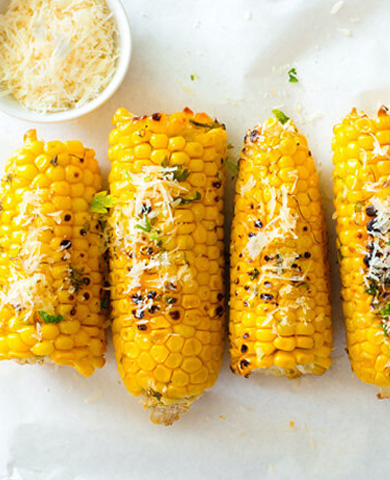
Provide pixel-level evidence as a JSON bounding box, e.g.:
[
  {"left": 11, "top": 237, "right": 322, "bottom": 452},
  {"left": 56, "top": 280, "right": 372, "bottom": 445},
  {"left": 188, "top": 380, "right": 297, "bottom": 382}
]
[{"left": 0, "top": 0, "right": 389, "bottom": 478}]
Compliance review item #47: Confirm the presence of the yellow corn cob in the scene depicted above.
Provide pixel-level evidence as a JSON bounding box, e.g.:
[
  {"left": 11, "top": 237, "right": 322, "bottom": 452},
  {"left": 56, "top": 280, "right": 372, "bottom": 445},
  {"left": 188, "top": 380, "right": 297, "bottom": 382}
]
[
  {"left": 333, "top": 106, "right": 390, "bottom": 395},
  {"left": 0, "top": 130, "right": 107, "bottom": 377},
  {"left": 229, "top": 114, "right": 332, "bottom": 378},
  {"left": 108, "top": 108, "right": 226, "bottom": 424}
]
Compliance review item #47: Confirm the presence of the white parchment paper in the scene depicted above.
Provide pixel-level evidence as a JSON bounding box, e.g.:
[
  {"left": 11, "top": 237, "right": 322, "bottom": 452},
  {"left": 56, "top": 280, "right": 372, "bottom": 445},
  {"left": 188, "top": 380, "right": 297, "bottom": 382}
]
[{"left": 0, "top": 0, "right": 390, "bottom": 478}]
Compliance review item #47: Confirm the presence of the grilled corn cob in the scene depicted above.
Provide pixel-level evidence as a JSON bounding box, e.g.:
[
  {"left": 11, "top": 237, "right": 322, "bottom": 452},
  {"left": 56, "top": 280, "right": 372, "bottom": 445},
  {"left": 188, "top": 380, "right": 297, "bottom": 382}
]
[
  {"left": 333, "top": 106, "right": 390, "bottom": 394},
  {"left": 230, "top": 114, "right": 332, "bottom": 378},
  {"left": 108, "top": 108, "right": 226, "bottom": 425},
  {"left": 0, "top": 130, "right": 107, "bottom": 377}
]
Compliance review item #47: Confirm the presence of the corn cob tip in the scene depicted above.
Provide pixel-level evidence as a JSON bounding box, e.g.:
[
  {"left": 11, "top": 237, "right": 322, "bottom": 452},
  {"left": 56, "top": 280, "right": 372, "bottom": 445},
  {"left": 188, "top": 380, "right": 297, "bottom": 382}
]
[
  {"left": 377, "top": 387, "right": 390, "bottom": 399},
  {"left": 112, "top": 107, "right": 133, "bottom": 126},
  {"left": 183, "top": 106, "right": 194, "bottom": 116},
  {"left": 148, "top": 404, "right": 189, "bottom": 426},
  {"left": 378, "top": 104, "right": 389, "bottom": 116},
  {"left": 23, "top": 129, "right": 37, "bottom": 143}
]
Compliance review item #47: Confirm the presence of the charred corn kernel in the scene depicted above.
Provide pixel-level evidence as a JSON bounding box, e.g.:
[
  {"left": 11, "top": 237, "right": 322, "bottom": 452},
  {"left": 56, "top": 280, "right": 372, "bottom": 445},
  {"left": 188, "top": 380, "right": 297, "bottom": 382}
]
[
  {"left": 0, "top": 130, "right": 107, "bottom": 375},
  {"left": 230, "top": 116, "right": 333, "bottom": 379},
  {"left": 333, "top": 106, "right": 390, "bottom": 390},
  {"left": 109, "top": 108, "right": 227, "bottom": 425}
]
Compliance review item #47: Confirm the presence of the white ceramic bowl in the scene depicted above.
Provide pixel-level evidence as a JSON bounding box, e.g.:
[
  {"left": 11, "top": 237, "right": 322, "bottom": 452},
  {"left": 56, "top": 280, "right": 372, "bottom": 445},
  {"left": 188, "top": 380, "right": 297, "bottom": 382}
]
[{"left": 0, "top": 0, "right": 131, "bottom": 123}]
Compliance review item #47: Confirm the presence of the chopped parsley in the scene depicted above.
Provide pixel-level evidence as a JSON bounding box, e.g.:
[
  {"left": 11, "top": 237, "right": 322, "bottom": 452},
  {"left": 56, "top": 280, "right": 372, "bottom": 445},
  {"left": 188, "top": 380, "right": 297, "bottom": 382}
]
[
  {"left": 150, "top": 232, "right": 162, "bottom": 247},
  {"left": 189, "top": 119, "right": 222, "bottom": 130},
  {"left": 100, "top": 298, "right": 110, "bottom": 310},
  {"left": 249, "top": 268, "right": 260, "bottom": 281},
  {"left": 174, "top": 191, "right": 201, "bottom": 205},
  {"left": 381, "top": 302, "right": 390, "bottom": 319},
  {"left": 226, "top": 160, "right": 238, "bottom": 174},
  {"left": 366, "top": 282, "right": 378, "bottom": 296},
  {"left": 190, "top": 74, "right": 195, "bottom": 81},
  {"left": 69, "top": 264, "right": 86, "bottom": 292},
  {"left": 288, "top": 67, "right": 298, "bottom": 83},
  {"left": 38, "top": 311, "right": 64, "bottom": 324},
  {"left": 136, "top": 216, "right": 152, "bottom": 233},
  {"left": 272, "top": 109, "right": 290, "bottom": 125},
  {"left": 90, "top": 191, "right": 113, "bottom": 214},
  {"left": 148, "top": 389, "right": 162, "bottom": 402},
  {"left": 383, "top": 323, "right": 389, "bottom": 336},
  {"left": 164, "top": 295, "right": 177, "bottom": 305},
  {"left": 161, "top": 160, "right": 191, "bottom": 182},
  {"left": 161, "top": 157, "right": 170, "bottom": 168},
  {"left": 172, "top": 165, "right": 190, "bottom": 182}
]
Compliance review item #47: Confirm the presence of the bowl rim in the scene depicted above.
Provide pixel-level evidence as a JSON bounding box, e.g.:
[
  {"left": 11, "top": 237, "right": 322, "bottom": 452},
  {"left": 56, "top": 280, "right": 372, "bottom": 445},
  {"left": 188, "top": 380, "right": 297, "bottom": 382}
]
[{"left": 0, "top": 0, "right": 132, "bottom": 123}]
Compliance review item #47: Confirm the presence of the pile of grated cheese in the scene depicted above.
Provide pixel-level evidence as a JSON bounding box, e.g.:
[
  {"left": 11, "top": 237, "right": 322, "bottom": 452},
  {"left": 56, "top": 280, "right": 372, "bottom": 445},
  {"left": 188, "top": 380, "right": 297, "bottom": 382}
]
[{"left": 0, "top": 0, "right": 119, "bottom": 113}]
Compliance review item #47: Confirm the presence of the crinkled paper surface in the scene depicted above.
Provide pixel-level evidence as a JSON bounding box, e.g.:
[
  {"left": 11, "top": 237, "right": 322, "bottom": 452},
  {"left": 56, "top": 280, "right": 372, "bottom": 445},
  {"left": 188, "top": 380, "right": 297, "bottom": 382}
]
[{"left": 0, "top": 0, "right": 389, "bottom": 478}]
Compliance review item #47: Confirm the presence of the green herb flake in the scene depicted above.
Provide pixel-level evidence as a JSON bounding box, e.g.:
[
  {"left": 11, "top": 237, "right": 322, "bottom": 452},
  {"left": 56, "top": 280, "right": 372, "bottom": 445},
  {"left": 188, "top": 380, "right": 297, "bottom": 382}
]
[
  {"left": 90, "top": 191, "right": 113, "bottom": 214},
  {"left": 226, "top": 160, "right": 238, "bottom": 174},
  {"left": 288, "top": 67, "right": 298, "bottom": 83},
  {"left": 249, "top": 268, "right": 260, "bottom": 281},
  {"left": 174, "top": 191, "right": 201, "bottom": 205},
  {"left": 189, "top": 119, "right": 223, "bottom": 130},
  {"left": 272, "top": 109, "right": 290, "bottom": 125},
  {"left": 164, "top": 295, "right": 177, "bottom": 305},
  {"left": 149, "top": 389, "right": 162, "bottom": 401},
  {"left": 100, "top": 298, "right": 110, "bottom": 310},
  {"left": 172, "top": 165, "right": 190, "bottom": 182},
  {"left": 190, "top": 74, "right": 195, "bottom": 81},
  {"left": 381, "top": 302, "right": 390, "bottom": 320},
  {"left": 136, "top": 216, "right": 152, "bottom": 233},
  {"left": 38, "top": 311, "right": 65, "bottom": 324},
  {"left": 150, "top": 232, "right": 163, "bottom": 247},
  {"left": 69, "top": 264, "right": 86, "bottom": 292},
  {"left": 51, "top": 155, "right": 58, "bottom": 166},
  {"left": 366, "top": 282, "right": 378, "bottom": 296},
  {"left": 383, "top": 323, "right": 389, "bottom": 337},
  {"left": 161, "top": 157, "right": 170, "bottom": 168}
]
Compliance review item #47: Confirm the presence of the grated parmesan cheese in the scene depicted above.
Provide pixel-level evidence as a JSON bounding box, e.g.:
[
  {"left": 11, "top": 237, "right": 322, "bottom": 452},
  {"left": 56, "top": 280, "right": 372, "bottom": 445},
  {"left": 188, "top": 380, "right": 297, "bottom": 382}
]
[{"left": 0, "top": 0, "right": 119, "bottom": 113}]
